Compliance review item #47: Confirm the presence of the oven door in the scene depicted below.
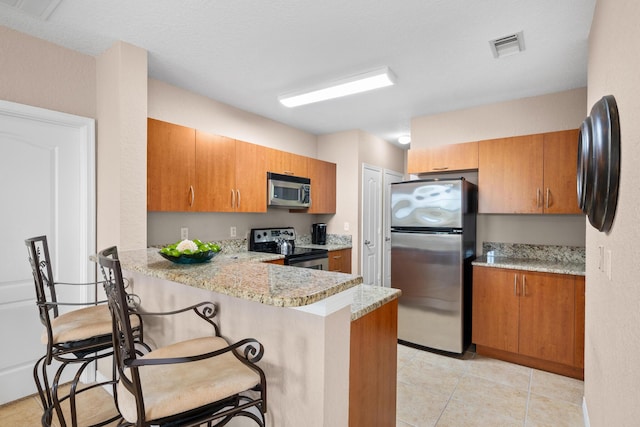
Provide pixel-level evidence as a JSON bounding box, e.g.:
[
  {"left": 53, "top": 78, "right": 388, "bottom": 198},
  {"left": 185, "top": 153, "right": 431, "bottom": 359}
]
[{"left": 286, "top": 254, "right": 329, "bottom": 270}]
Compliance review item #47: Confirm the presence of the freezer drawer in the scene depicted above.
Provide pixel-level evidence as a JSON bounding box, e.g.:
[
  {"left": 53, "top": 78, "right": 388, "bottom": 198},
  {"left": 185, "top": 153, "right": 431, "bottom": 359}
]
[{"left": 391, "top": 231, "right": 466, "bottom": 353}]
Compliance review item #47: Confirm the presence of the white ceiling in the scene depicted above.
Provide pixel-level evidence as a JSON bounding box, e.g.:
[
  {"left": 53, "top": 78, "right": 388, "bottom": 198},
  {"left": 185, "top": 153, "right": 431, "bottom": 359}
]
[{"left": 0, "top": 0, "right": 596, "bottom": 147}]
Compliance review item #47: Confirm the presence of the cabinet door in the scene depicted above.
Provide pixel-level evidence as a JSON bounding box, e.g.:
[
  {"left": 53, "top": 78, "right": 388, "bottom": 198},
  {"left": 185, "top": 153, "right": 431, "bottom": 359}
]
[
  {"left": 472, "top": 266, "right": 519, "bottom": 353},
  {"left": 329, "top": 248, "right": 351, "bottom": 273},
  {"left": 268, "top": 149, "right": 309, "bottom": 177},
  {"left": 307, "top": 158, "right": 336, "bottom": 214},
  {"left": 518, "top": 272, "right": 575, "bottom": 366},
  {"left": 478, "top": 135, "right": 544, "bottom": 213},
  {"left": 543, "top": 129, "right": 581, "bottom": 214},
  {"left": 147, "top": 118, "right": 196, "bottom": 211},
  {"left": 235, "top": 141, "right": 268, "bottom": 213},
  {"left": 407, "top": 141, "right": 478, "bottom": 174},
  {"left": 194, "top": 131, "right": 236, "bottom": 212}
]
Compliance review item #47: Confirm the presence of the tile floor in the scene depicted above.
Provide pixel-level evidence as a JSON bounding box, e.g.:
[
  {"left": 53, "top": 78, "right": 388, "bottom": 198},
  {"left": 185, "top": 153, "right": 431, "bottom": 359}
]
[
  {"left": 396, "top": 344, "right": 585, "bottom": 427},
  {"left": 0, "top": 344, "right": 584, "bottom": 426}
]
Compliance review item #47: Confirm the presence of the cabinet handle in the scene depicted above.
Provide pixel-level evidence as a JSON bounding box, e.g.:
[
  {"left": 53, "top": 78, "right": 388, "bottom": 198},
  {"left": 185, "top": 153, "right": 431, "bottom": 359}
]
[
  {"left": 237, "top": 190, "right": 241, "bottom": 209},
  {"left": 546, "top": 188, "right": 550, "bottom": 209},
  {"left": 189, "top": 186, "right": 194, "bottom": 207},
  {"left": 231, "top": 189, "right": 235, "bottom": 208},
  {"left": 536, "top": 188, "right": 541, "bottom": 208},
  {"left": 283, "top": 170, "right": 294, "bottom": 175},
  {"left": 514, "top": 274, "right": 518, "bottom": 296},
  {"left": 432, "top": 166, "right": 449, "bottom": 171},
  {"left": 333, "top": 255, "right": 342, "bottom": 259},
  {"left": 522, "top": 275, "right": 527, "bottom": 297}
]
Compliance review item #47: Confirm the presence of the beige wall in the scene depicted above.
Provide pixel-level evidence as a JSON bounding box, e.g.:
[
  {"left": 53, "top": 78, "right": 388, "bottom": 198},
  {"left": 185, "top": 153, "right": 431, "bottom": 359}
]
[
  {"left": 317, "top": 130, "right": 405, "bottom": 274},
  {"left": 411, "top": 87, "right": 587, "bottom": 149},
  {"left": 0, "top": 25, "right": 96, "bottom": 119},
  {"left": 584, "top": 1, "right": 640, "bottom": 425},
  {"left": 410, "top": 89, "right": 588, "bottom": 251},
  {"left": 146, "top": 79, "right": 321, "bottom": 244},
  {"left": 96, "top": 42, "right": 148, "bottom": 251},
  {"left": 318, "top": 131, "right": 361, "bottom": 269}
]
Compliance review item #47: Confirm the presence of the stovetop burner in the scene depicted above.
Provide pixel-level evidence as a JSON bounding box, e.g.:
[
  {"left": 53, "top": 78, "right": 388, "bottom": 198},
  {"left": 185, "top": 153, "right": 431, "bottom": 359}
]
[{"left": 249, "top": 227, "right": 328, "bottom": 260}]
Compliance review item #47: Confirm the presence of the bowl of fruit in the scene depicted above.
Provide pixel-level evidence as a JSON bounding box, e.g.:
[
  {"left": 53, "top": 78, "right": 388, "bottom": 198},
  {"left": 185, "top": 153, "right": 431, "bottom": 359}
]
[{"left": 159, "top": 239, "right": 221, "bottom": 264}]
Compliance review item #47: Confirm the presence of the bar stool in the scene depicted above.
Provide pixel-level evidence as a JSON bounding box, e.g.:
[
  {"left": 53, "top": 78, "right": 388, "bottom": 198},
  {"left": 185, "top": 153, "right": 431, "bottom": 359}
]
[
  {"left": 25, "top": 235, "right": 145, "bottom": 427},
  {"left": 98, "top": 246, "right": 267, "bottom": 426}
]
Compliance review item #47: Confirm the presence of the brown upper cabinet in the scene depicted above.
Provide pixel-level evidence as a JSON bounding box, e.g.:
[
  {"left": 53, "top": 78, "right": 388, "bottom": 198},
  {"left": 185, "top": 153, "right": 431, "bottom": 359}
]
[
  {"left": 147, "top": 119, "right": 267, "bottom": 212},
  {"left": 478, "top": 129, "right": 581, "bottom": 214},
  {"left": 148, "top": 118, "right": 336, "bottom": 214},
  {"left": 407, "top": 141, "right": 478, "bottom": 174},
  {"left": 195, "top": 131, "right": 268, "bottom": 212},
  {"left": 267, "top": 148, "right": 308, "bottom": 178},
  {"left": 306, "top": 158, "right": 337, "bottom": 214},
  {"left": 147, "top": 118, "right": 196, "bottom": 211}
]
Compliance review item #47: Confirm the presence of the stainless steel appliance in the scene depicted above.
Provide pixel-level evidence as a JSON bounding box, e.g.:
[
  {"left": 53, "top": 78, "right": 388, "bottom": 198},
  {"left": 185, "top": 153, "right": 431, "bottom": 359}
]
[
  {"left": 249, "top": 227, "right": 329, "bottom": 270},
  {"left": 390, "top": 178, "right": 477, "bottom": 354},
  {"left": 267, "top": 172, "right": 311, "bottom": 208},
  {"left": 311, "top": 223, "right": 327, "bottom": 245}
]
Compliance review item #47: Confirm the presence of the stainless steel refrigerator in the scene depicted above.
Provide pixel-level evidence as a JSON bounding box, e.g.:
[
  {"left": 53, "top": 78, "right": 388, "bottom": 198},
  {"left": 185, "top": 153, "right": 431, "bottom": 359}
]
[{"left": 390, "top": 178, "right": 477, "bottom": 353}]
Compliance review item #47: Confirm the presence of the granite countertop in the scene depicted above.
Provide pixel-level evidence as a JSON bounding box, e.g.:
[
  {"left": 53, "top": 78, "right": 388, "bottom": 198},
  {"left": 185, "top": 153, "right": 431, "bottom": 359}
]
[
  {"left": 350, "top": 285, "right": 401, "bottom": 321},
  {"left": 116, "top": 248, "right": 363, "bottom": 308},
  {"left": 472, "top": 255, "right": 585, "bottom": 276}
]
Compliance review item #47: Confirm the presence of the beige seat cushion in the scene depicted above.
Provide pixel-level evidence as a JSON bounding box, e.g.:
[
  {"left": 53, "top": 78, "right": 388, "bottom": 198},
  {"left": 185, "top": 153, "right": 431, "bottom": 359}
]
[
  {"left": 43, "top": 304, "right": 140, "bottom": 345},
  {"left": 117, "top": 336, "right": 261, "bottom": 424}
]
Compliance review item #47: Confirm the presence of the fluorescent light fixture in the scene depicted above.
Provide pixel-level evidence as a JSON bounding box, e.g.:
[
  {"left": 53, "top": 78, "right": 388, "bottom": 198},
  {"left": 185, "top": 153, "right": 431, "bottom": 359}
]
[
  {"left": 398, "top": 135, "right": 411, "bottom": 145},
  {"left": 279, "top": 67, "right": 396, "bottom": 108}
]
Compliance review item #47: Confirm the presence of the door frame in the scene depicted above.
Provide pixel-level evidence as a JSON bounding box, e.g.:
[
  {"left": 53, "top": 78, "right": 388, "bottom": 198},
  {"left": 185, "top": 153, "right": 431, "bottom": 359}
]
[{"left": 382, "top": 169, "right": 404, "bottom": 287}]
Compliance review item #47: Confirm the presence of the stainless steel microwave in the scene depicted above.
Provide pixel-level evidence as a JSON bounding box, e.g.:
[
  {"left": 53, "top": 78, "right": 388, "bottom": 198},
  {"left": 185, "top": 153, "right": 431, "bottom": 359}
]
[{"left": 267, "top": 172, "right": 311, "bottom": 208}]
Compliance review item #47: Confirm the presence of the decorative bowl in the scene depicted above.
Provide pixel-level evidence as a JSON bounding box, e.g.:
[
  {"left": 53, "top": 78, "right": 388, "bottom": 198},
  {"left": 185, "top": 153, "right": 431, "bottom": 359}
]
[{"left": 159, "top": 250, "right": 217, "bottom": 264}]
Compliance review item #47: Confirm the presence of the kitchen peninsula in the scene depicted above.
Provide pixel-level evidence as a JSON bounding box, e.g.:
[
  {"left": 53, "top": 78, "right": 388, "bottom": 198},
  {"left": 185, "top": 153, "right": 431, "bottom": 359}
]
[{"left": 110, "top": 248, "right": 400, "bottom": 427}]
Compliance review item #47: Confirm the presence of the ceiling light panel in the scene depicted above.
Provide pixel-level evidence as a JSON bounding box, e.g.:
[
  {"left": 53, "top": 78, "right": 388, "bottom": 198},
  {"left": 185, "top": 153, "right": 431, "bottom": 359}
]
[{"left": 279, "top": 67, "right": 396, "bottom": 108}]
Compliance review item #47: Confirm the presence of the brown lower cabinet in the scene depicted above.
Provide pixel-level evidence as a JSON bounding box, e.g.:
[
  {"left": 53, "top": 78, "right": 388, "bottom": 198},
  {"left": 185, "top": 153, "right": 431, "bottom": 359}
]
[
  {"left": 349, "top": 299, "right": 398, "bottom": 427},
  {"left": 328, "top": 248, "right": 352, "bottom": 273},
  {"left": 472, "top": 266, "right": 584, "bottom": 379}
]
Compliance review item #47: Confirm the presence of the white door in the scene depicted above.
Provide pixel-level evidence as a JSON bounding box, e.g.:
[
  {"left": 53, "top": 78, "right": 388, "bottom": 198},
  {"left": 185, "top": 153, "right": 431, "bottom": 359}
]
[
  {"left": 0, "top": 100, "right": 96, "bottom": 404},
  {"left": 383, "top": 170, "right": 403, "bottom": 287},
  {"left": 361, "top": 164, "right": 382, "bottom": 285}
]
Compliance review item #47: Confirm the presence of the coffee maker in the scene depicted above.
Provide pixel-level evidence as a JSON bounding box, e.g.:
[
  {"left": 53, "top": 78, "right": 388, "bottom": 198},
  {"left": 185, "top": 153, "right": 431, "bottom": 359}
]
[{"left": 311, "top": 223, "right": 327, "bottom": 245}]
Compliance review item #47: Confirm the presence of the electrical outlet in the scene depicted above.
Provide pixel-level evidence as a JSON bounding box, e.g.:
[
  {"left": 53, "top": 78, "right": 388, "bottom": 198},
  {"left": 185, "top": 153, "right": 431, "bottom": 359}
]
[
  {"left": 230, "top": 226, "right": 237, "bottom": 238},
  {"left": 344, "top": 222, "right": 350, "bottom": 231},
  {"left": 606, "top": 249, "right": 612, "bottom": 280},
  {"left": 180, "top": 227, "right": 188, "bottom": 240}
]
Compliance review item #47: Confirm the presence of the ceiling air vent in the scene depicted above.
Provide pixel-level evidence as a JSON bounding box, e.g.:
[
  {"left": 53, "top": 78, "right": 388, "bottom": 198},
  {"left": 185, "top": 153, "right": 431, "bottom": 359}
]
[
  {"left": 0, "top": 0, "right": 62, "bottom": 20},
  {"left": 489, "top": 31, "right": 525, "bottom": 58}
]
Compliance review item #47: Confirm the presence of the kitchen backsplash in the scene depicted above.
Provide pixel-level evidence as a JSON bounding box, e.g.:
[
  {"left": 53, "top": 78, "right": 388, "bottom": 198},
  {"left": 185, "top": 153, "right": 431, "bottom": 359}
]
[
  {"left": 152, "top": 233, "right": 352, "bottom": 253},
  {"left": 482, "top": 242, "right": 585, "bottom": 264},
  {"left": 296, "top": 233, "right": 352, "bottom": 246}
]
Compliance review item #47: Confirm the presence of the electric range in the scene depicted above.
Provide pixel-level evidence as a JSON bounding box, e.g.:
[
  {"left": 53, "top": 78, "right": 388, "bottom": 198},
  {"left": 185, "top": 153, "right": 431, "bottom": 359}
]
[{"left": 249, "top": 227, "right": 329, "bottom": 270}]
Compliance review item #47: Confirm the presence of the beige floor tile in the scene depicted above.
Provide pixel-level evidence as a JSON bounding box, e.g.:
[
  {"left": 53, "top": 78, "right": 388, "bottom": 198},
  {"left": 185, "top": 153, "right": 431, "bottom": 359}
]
[
  {"left": 396, "top": 381, "right": 449, "bottom": 427},
  {"left": 526, "top": 393, "right": 584, "bottom": 427},
  {"left": 397, "top": 419, "right": 414, "bottom": 427},
  {"left": 50, "top": 383, "right": 120, "bottom": 427},
  {"left": 397, "top": 357, "right": 464, "bottom": 398},
  {"left": 436, "top": 397, "right": 524, "bottom": 427},
  {"left": 467, "top": 355, "right": 532, "bottom": 391},
  {"left": 411, "top": 348, "right": 474, "bottom": 374},
  {"left": 530, "top": 369, "right": 584, "bottom": 405},
  {"left": 0, "top": 395, "right": 44, "bottom": 426},
  {"left": 450, "top": 375, "right": 528, "bottom": 423},
  {"left": 398, "top": 343, "right": 422, "bottom": 365}
]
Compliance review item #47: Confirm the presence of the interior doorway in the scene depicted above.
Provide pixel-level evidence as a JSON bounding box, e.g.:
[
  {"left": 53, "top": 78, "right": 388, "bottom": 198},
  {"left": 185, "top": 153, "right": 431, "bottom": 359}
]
[{"left": 0, "top": 100, "right": 96, "bottom": 404}]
